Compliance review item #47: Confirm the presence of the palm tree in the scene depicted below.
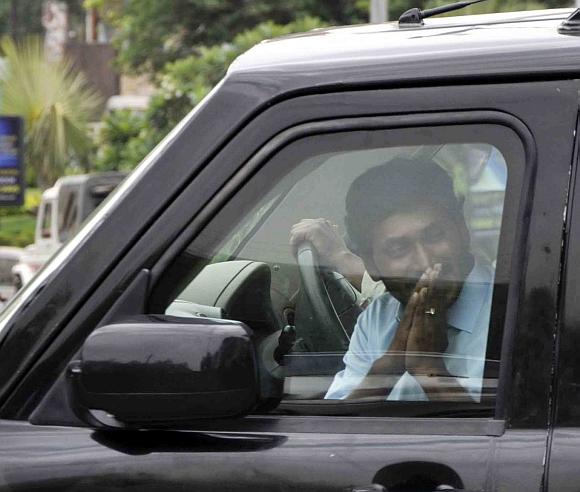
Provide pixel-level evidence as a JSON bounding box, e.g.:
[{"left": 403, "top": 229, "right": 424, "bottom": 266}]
[{"left": 0, "top": 37, "right": 102, "bottom": 189}]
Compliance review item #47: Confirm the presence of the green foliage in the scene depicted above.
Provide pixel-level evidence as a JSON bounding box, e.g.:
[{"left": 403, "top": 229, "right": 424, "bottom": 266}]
[
  {"left": 94, "top": 109, "right": 145, "bottom": 171},
  {"left": 0, "top": 37, "right": 102, "bottom": 189},
  {"left": 95, "top": 17, "right": 327, "bottom": 171},
  {"left": 292, "top": 0, "right": 367, "bottom": 24},
  {"left": 0, "top": 3, "right": 12, "bottom": 38},
  {"left": 158, "top": 16, "right": 326, "bottom": 97},
  {"left": 0, "top": 187, "right": 41, "bottom": 247},
  {"left": 0, "top": 0, "right": 86, "bottom": 38},
  {"left": 0, "top": 188, "right": 41, "bottom": 218},
  {"left": 93, "top": 0, "right": 575, "bottom": 171},
  {"left": 23, "top": 187, "right": 42, "bottom": 213},
  {"left": 85, "top": 0, "right": 364, "bottom": 74},
  {"left": 0, "top": 1, "right": 43, "bottom": 39},
  {"left": 543, "top": 0, "right": 574, "bottom": 6},
  {"left": 356, "top": 0, "right": 573, "bottom": 19},
  {"left": 0, "top": 214, "right": 36, "bottom": 247},
  {"left": 423, "top": 0, "right": 571, "bottom": 15}
]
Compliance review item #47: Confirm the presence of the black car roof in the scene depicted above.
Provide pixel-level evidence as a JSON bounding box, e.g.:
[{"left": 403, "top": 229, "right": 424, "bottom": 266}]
[{"left": 227, "top": 8, "right": 580, "bottom": 91}]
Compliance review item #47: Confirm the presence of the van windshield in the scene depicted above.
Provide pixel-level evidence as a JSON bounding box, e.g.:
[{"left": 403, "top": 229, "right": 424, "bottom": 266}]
[{"left": 58, "top": 189, "right": 79, "bottom": 243}]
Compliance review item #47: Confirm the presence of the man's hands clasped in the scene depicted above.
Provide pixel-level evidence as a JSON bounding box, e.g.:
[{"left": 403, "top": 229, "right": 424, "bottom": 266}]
[{"left": 370, "top": 263, "right": 451, "bottom": 378}]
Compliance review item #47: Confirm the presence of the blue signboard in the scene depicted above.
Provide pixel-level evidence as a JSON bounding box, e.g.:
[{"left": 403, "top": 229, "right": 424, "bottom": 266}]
[{"left": 0, "top": 116, "right": 24, "bottom": 206}]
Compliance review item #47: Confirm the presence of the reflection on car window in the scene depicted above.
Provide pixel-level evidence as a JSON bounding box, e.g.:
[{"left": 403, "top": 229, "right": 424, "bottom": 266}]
[
  {"left": 157, "top": 125, "right": 523, "bottom": 417},
  {"left": 212, "top": 193, "right": 282, "bottom": 264}
]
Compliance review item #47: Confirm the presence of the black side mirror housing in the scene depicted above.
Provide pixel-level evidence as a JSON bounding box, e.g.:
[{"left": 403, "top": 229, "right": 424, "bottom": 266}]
[{"left": 67, "top": 316, "right": 258, "bottom": 428}]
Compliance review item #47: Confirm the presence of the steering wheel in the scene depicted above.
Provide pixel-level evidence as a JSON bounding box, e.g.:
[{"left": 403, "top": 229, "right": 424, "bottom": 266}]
[{"left": 295, "top": 242, "right": 361, "bottom": 352}]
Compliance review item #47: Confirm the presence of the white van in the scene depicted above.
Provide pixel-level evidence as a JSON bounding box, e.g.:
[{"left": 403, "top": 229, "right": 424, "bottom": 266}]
[{"left": 12, "top": 172, "right": 125, "bottom": 288}]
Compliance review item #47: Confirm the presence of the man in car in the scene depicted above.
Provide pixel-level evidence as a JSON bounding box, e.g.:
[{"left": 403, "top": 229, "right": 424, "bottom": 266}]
[{"left": 291, "top": 158, "right": 494, "bottom": 401}]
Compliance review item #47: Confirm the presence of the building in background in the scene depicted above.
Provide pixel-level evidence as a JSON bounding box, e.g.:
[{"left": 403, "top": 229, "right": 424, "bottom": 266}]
[
  {"left": 41, "top": 1, "right": 151, "bottom": 114},
  {"left": 42, "top": 0, "right": 68, "bottom": 62}
]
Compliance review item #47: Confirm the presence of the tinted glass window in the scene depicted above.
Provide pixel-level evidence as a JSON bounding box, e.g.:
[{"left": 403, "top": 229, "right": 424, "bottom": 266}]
[{"left": 154, "top": 124, "right": 524, "bottom": 417}]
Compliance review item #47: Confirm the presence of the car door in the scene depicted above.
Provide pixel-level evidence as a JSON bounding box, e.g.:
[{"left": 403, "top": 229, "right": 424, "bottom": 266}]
[
  {"left": 0, "top": 80, "right": 576, "bottom": 492},
  {"left": 545, "top": 98, "right": 580, "bottom": 491}
]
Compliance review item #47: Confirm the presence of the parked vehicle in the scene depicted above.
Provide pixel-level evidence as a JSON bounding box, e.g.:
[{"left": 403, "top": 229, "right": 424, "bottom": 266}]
[
  {"left": 11, "top": 172, "right": 126, "bottom": 288},
  {"left": 2, "top": 7, "right": 580, "bottom": 491},
  {"left": 0, "top": 247, "right": 22, "bottom": 304}
]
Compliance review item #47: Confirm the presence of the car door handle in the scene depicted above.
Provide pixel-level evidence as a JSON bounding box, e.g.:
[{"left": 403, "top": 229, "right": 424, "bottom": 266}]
[
  {"left": 351, "top": 485, "right": 387, "bottom": 492},
  {"left": 351, "top": 486, "right": 478, "bottom": 492}
]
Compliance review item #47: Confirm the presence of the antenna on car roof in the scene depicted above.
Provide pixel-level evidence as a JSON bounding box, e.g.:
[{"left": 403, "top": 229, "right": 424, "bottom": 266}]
[
  {"left": 558, "top": 9, "right": 580, "bottom": 36},
  {"left": 399, "top": 0, "right": 488, "bottom": 27}
]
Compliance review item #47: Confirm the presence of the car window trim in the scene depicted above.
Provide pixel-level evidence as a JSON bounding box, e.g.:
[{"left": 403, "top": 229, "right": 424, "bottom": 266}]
[
  {"left": 148, "top": 110, "right": 534, "bottom": 427},
  {"left": 156, "top": 415, "right": 506, "bottom": 437}
]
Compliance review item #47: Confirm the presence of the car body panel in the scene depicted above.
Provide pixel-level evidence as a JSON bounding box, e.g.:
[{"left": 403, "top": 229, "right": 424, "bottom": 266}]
[
  {"left": 545, "top": 105, "right": 580, "bottom": 491},
  {"left": 0, "top": 420, "right": 538, "bottom": 492},
  {"left": 230, "top": 9, "right": 580, "bottom": 89}
]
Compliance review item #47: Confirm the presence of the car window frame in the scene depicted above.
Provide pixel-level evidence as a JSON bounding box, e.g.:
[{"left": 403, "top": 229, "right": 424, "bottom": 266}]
[{"left": 146, "top": 111, "right": 534, "bottom": 434}]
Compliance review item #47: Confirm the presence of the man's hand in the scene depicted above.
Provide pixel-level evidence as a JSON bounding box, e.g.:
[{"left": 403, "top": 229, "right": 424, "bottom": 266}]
[
  {"left": 289, "top": 218, "right": 365, "bottom": 289},
  {"left": 290, "top": 218, "right": 350, "bottom": 267},
  {"left": 405, "top": 264, "right": 450, "bottom": 376},
  {"left": 366, "top": 290, "right": 417, "bottom": 377},
  {"left": 366, "top": 266, "right": 429, "bottom": 376},
  {"left": 368, "top": 264, "right": 449, "bottom": 376}
]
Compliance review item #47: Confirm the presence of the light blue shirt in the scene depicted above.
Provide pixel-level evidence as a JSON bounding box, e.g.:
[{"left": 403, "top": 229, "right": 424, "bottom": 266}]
[{"left": 325, "top": 259, "right": 494, "bottom": 401}]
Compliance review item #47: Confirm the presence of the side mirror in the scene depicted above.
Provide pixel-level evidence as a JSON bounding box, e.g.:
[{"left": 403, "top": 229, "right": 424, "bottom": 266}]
[{"left": 67, "top": 316, "right": 258, "bottom": 429}]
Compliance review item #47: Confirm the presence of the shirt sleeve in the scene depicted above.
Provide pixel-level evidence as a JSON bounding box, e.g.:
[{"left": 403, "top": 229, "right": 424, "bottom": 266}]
[{"left": 324, "top": 309, "right": 374, "bottom": 399}]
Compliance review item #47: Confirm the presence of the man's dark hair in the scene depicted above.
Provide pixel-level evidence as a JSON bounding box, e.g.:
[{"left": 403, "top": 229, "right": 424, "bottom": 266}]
[{"left": 345, "top": 157, "right": 464, "bottom": 255}]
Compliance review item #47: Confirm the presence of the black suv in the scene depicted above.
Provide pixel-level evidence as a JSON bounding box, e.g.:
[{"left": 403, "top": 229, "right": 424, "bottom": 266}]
[{"left": 1, "top": 7, "right": 580, "bottom": 492}]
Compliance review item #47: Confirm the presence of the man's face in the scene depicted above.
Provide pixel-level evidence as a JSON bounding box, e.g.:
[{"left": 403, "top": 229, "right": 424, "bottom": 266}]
[{"left": 365, "top": 203, "right": 471, "bottom": 306}]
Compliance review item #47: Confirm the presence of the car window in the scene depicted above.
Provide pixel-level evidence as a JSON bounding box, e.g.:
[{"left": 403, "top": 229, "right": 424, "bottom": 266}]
[
  {"left": 154, "top": 123, "right": 524, "bottom": 418},
  {"left": 40, "top": 202, "right": 53, "bottom": 239},
  {"left": 58, "top": 189, "right": 79, "bottom": 243}
]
